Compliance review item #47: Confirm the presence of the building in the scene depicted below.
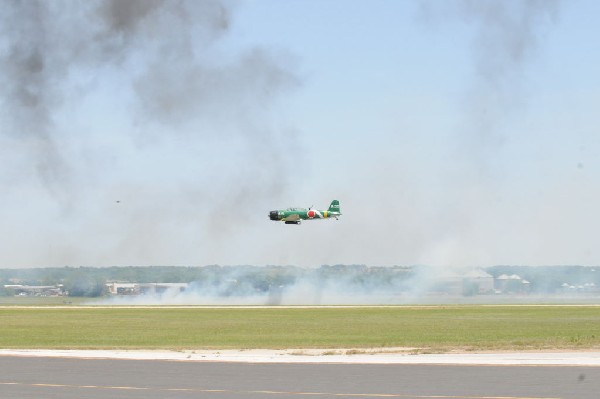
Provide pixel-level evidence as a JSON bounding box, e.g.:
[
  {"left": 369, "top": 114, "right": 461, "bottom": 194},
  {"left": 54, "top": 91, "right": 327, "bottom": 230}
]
[
  {"left": 137, "top": 283, "right": 188, "bottom": 295},
  {"left": 495, "top": 274, "right": 531, "bottom": 294},
  {"left": 3, "top": 284, "right": 65, "bottom": 296},
  {"left": 105, "top": 283, "right": 139, "bottom": 295},
  {"left": 463, "top": 269, "right": 494, "bottom": 294},
  {"left": 105, "top": 282, "right": 188, "bottom": 296}
]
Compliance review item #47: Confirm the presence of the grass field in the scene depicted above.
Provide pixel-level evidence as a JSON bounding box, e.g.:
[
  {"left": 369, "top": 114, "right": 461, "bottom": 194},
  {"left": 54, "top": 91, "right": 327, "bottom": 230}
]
[{"left": 1, "top": 306, "right": 599, "bottom": 352}]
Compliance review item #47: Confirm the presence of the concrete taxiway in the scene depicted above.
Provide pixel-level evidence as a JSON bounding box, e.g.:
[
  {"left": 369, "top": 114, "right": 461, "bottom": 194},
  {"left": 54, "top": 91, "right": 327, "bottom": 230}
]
[{"left": 1, "top": 352, "right": 600, "bottom": 399}]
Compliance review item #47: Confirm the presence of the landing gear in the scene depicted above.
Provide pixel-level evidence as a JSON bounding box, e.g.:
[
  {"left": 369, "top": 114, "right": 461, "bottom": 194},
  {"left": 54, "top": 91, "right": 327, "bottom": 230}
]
[{"left": 285, "top": 221, "right": 301, "bottom": 225}]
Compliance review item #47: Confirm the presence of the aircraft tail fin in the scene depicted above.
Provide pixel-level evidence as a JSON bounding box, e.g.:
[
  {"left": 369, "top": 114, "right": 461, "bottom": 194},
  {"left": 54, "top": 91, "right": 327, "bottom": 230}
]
[{"left": 328, "top": 200, "right": 340, "bottom": 214}]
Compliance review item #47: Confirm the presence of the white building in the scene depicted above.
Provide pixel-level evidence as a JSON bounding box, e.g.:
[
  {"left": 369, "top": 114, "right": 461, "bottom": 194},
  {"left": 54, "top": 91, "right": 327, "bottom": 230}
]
[
  {"left": 463, "top": 269, "right": 494, "bottom": 294},
  {"left": 495, "top": 274, "right": 530, "bottom": 293},
  {"left": 105, "top": 282, "right": 188, "bottom": 295}
]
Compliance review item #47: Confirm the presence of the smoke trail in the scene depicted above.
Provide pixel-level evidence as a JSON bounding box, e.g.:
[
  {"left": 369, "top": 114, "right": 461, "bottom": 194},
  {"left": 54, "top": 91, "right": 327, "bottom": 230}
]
[
  {"left": 456, "top": 0, "right": 560, "bottom": 156},
  {"left": 412, "top": 0, "right": 561, "bottom": 273},
  {"left": 0, "top": 1, "right": 71, "bottom": 202},
  {"left": 0, "top": 0, "right": 299, "bottom": 266},
  {"left": 417, "top": 0, "right": 560, "bottom": 171},
  {"left": 92, "top": 265, "right": 416, "bottom": 306},
  {"left": 90, "top": 264, "right": 598, "bottom": 306}
]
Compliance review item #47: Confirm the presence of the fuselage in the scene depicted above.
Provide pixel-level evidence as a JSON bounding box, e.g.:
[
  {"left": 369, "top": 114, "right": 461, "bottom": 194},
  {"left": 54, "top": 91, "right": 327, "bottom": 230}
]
[
  {"left": 269, "top": 208, "right": 336, "bottom": 221},
  {"left": 269, "top": 200, "right": 341, "bottom": 225}
]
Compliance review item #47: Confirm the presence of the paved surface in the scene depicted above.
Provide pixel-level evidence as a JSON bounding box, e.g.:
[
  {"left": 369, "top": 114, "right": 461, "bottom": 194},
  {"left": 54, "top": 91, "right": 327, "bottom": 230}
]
[{"left": 0, "top": 356, "right": 599, "bottom": 399}]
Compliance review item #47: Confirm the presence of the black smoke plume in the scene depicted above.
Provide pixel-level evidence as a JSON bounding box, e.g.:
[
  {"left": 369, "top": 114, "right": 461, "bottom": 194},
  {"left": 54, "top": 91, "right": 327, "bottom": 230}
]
[{"left": 0, "top": 0, "right": 299, "bottom": 266}]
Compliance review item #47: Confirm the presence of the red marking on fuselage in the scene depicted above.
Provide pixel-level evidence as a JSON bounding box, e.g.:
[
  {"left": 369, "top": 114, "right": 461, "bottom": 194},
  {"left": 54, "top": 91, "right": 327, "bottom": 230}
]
[{"left": 307, "top": 210, "right": 316, "bottom": 218}]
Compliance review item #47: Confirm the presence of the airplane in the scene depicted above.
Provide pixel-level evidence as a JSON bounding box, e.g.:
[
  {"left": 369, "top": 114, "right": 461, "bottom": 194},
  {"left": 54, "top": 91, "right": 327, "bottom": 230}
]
[{"left": 269, "top": 200, "right": 341, "bottom": 225}]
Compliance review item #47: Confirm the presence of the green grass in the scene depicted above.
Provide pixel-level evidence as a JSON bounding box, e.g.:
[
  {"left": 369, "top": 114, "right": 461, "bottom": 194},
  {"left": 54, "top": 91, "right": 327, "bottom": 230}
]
[{"left": 1, "top": 306, "right": 599, "bottom": 351}]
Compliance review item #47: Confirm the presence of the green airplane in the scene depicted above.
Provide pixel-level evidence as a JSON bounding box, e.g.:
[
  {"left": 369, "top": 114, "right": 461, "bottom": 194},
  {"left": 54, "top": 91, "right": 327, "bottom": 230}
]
[{"left": 269, "top": 200, "right": 341, "bottom": 225}]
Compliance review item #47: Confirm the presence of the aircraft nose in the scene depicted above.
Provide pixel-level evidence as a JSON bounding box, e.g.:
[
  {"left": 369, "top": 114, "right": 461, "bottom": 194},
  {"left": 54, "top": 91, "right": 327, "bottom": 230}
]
[{"left": 269, "top": 211, "right": 280, "bottom": 220}]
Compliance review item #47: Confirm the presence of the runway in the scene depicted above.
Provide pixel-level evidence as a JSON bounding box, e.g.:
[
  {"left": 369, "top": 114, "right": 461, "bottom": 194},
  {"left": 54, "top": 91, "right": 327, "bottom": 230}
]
[{"left": 1, "top": 356, "right": 598, "bottom": 399}]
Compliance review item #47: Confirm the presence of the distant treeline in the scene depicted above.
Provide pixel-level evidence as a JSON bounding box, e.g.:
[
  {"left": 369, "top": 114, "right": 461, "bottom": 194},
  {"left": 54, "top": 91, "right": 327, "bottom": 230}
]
[{"left": 0, "top": 265, "right": 598, "bottom": 297}]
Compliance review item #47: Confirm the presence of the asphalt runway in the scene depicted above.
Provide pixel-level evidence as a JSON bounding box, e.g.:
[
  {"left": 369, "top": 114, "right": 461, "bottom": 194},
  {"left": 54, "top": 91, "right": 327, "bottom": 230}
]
[{"left": 0, "top": 356, "right": 598, "bottom": 399}]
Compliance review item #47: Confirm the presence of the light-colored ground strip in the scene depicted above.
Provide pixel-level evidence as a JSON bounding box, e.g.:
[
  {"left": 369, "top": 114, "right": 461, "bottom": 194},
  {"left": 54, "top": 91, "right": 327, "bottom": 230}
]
[
  {"left": 2, "top": 349, "right": 600, "bottom": 366},
  {"left": 2, "top": 304, "right": 600, "bottom": 309}
]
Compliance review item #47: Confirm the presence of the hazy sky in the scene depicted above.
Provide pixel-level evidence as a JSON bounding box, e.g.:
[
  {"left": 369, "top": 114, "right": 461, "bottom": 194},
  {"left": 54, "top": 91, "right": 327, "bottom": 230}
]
[{"left": 1, "top": 0, "right": 599, "bottom": 268}]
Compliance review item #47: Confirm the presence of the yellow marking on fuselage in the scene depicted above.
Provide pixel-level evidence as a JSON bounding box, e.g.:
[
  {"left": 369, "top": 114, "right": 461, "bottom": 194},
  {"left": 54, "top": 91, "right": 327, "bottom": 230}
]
[{"left": 324, "top": 211, "right": 328, "bottom": 218}]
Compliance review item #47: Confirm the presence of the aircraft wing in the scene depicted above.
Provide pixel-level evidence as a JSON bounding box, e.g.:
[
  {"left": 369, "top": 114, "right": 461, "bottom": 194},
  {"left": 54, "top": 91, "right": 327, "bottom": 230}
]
[{"left": 282, "top": 214, "right": 300, "bottom": 222}]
